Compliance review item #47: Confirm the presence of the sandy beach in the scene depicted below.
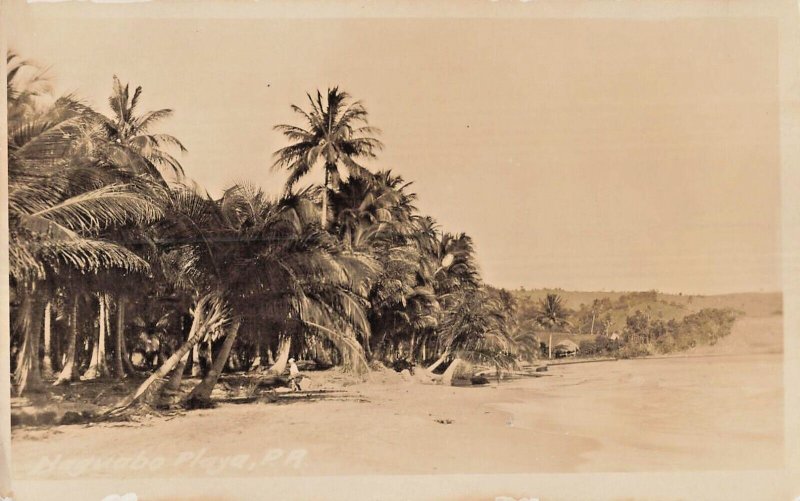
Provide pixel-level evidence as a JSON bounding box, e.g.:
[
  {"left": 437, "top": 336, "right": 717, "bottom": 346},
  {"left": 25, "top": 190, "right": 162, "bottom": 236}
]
[{"left": 10, "top": 315, "right": 784, "bottom": 499}]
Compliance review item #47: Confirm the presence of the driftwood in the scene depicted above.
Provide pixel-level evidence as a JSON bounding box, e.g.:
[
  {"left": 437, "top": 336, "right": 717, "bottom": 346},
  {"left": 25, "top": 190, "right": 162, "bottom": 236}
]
[{"left": 251, "top": 374, "right": 302, "bottom": 388}]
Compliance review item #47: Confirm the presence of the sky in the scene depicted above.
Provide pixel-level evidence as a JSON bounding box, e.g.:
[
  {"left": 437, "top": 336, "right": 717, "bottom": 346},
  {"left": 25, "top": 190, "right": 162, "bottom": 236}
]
[{"left": 7, "top": 5, "right": 782, "bottom": 294}]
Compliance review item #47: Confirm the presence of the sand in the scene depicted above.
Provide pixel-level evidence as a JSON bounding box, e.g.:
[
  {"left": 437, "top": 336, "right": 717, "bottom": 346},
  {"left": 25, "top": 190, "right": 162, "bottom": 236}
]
[{"left": 9, "top": 315, "right": 784, "bottom": 499}]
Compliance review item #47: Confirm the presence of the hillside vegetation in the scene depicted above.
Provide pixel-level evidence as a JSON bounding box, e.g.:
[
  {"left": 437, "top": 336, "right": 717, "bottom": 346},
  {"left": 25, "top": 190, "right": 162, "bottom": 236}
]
[
  {"left": 512, "top": 289, "right": 781, "bottom": 359},
  {"left": 514, "top": 289, "right": 781, "bottom": 319}
]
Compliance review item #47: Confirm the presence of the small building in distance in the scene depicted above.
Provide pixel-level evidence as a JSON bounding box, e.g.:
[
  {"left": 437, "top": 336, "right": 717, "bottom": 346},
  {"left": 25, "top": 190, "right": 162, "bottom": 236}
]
[{"left": 553, "top": 339, "right": 580, "bottom": 358}]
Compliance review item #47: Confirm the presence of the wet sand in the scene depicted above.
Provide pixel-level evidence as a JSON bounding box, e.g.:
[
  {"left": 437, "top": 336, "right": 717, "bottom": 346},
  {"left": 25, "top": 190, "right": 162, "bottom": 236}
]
[
  {"left": 9, "top": 315, "right": 784, "bottom": 499},
  {"left": 498, "top": 352, "right": 783, "bottom": 472}
]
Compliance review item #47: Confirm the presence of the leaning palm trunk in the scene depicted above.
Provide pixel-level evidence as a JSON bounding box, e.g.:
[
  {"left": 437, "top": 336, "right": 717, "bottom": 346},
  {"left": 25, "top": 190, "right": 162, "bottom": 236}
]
[
  {"left": 106, "top": 294, "right": 227, "bottom": 415},
  {"left": 82, "top": 294, "right": 109, "bottom": 380},
  {"left": 14, "top": 295, "right": 44, "bottom": 394},
  {"left": 186, "top": 319, "right": 241, "bottom": 404},
  {"left": 440, "top": 357, "right": 465, "bottom": 386},
  {"left": 165, "top": 316, "right": 194, "bottom": 392},
  {"left": 426, "top": 349, "right": 450, "bottom": 373},
  {"left": 165, "top": 351, "right": 191, "bottom": 393},
  {"left": 268, "top": 336, "right": 291, "bottom": 374},
  {"left": 42, "top": 302, "right": 54, "bottom": 378},
  {"left": 54, "top": 300, "right": 79, "bottom": 385}
]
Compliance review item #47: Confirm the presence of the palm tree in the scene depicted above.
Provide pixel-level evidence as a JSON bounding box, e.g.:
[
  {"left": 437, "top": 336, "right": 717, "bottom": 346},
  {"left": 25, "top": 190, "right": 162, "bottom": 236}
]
[
  {"left": 186, "top": 185, "right": 378, "bottom": 404},
  {"left": 535, "top": 293, "right": 571, "bottom": 329},
  {"left": 6, "top": 51, "right": 51, "bottom": 125},
  {"left": 535, "top": 293, "right": 572, "bottom": 359},
  {"left": 9, "top": 165, "right": 162, "bottom": 392},
  {"left": 328, "top": 172, "right": 441, "bottom": 362},
  {"left": 436, "top": 288, "right": 516, "bottom": 385},
  {"left": 423, "top": 232, "right": 483, "bottom": 372},
  {"left": 110, "top": 184, "right": 378, "bottom": 411},
  {"left": 272, "top": 87, "right": 383, "bottom": 228},
  {"left": 8, "top": 61, "right": 165, "bottom": 392},
  {"left": 101, "top": 76, "right": 187, "bottom": 182},
  {"left": 432, "top": 233, "right": 481, "bottom": 299},
  {"left": 330, "top": 170, "right": 419, "bottom": 250}
]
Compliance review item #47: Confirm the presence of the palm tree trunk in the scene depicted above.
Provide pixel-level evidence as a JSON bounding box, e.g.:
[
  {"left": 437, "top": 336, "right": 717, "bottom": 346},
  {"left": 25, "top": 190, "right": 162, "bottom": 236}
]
[
  {"left": 82, "top": 294, "right": 109, "bottom": 380},
  {"left": 549, "top": 333, "right": 553, "bottom": 360},
  {"left": 191, "top": 343, "right": 202, "bottom": 377},
  {"left": 106, "top": 294, "right": 225, "bottom": 414},
  {"left": 52, "top": 315, "right": 62, "bottom": 372},
  {"left": 268, "top": 336, "right": 291, "bottom": 374},
  {"left": 441, "top": 357, "right": 464, "bottom": 386},
  {"left": 250, "top": 330, "right": 263, "bottom": 371},
  {"left": 207, "top": 334, "right": 213, "bottom": 369},
  {"left": 54, "top": 300, "right": 79, "bottom": 385},
  {"left": 165, "top": 351, "right": 190, "bottom": 393},
  {"left": 14, "top": 295, "right": 44, "bottom": 394},
  {"left": 186, "top": 319, "right": 241, "bottom": 404},
  {"left": 42, "top": 301, "right": 53, "bottom": 378},
  {"left": 373, "top": 330, "right": 389, "bottom": 362},
  {"left": 114, "top": 297, "right": 126, "bottom": 378},
  {"left": 321, "top": 168, "right": 330, "bottom": 228},
  {"left": 165, "top": 314, "right": 193, "bottom": 392},
  {"left": 119, "top": 319, "right": 136, "bottom": 376}
]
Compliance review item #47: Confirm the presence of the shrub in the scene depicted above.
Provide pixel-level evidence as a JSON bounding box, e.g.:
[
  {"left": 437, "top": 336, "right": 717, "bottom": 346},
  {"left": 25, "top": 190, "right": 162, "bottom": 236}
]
[
  {"left": 579, "top": 339, "right": 597, "bottom": 356},
  {"left": 618, "top": 343, "right": 651, "bottom": 359},
  {"left": 655, "top": 333, "right": 677, "bottom": 354}
]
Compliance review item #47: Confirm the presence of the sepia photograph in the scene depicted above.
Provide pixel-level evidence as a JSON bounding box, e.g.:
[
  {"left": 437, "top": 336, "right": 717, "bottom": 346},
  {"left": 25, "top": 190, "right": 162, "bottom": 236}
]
[{"left": 1, "top": 0, "right": 799, "bottom": 499}]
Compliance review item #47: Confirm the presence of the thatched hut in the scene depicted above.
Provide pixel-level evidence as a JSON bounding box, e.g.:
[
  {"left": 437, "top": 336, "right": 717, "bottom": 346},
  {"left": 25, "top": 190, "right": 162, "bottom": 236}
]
[{"left": 553, "top": 339, "right": 579, "bottom": 358}]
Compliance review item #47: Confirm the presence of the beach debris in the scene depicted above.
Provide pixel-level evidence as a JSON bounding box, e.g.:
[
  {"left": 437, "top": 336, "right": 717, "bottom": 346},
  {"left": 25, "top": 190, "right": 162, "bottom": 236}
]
[
  {"left": 392, "top": 359, "right": 416, "bottom": 375},
  {"left": 59, "top": 411, "right": 87, "bottom": 425},
  {"left": 434, "top": 418, "right": 453, "bottom": 425}
]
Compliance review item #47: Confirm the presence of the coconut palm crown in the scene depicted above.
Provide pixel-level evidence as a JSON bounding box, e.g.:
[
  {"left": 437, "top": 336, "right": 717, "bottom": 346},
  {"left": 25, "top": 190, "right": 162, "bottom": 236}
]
[
  {"left": 102, "top": 76, "right": 187, "bottom": 182},
  {"left": 272, "top": 87, "right": 383, "bottom": 227}
]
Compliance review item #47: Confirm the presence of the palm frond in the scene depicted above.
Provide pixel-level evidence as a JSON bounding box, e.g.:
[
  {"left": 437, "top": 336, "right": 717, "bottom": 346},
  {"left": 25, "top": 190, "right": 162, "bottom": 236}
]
[
  {"left": 28, "top": 184, "right": 163, "bottom": 234},
  {"left": 36, "top": 238, "right": 150, "bottom": 275}
]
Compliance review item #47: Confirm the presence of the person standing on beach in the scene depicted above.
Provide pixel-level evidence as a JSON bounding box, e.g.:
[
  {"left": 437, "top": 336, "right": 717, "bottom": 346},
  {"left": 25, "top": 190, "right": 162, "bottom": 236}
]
[{"left": 288, "top": 358, "right": 302, "bottom": 391}]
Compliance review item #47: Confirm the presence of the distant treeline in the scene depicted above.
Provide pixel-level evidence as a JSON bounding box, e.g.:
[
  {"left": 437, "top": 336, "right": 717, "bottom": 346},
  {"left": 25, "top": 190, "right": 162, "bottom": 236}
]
[
  {"left": 580, "top": 308, "right": 739, "bottom": 358},
  {"left": 514, "top": 290, "right": 740, "bottom": 359}
]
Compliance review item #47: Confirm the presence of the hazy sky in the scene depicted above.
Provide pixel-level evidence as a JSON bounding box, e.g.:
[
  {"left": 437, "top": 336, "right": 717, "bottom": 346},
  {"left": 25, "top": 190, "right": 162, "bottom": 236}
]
[{"left": 8, "top": 6, "right": 781, "bottom": 294}]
